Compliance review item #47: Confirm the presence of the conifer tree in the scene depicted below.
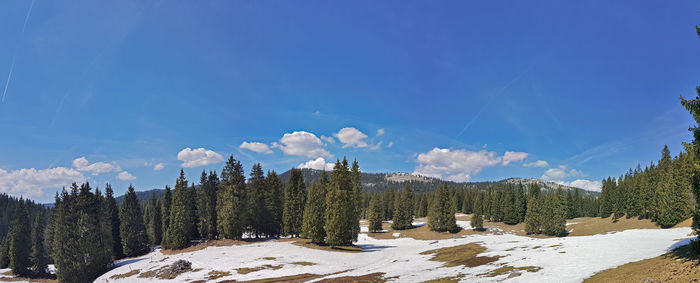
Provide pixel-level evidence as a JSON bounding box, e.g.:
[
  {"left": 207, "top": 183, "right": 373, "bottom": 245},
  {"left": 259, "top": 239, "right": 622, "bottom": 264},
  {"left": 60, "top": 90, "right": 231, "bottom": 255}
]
[
  {"left": 186, "top": 183, "right": 199, "bottom": 240},
  {"left": 503, "top": 187, "right": 519, "bottom": 225},
  {"left": 325, "top": 158, "right": 357, "bottom": 246},
  {"left": 30, "top": 213, "right": 47, "bottom": 276},
  {"left": 392, "top": 184, "right": 414, "bottom": 230},
  {"left": 161, "top": 185, "right": 172, "bottom": 244},
  {"left": 368, "top": 195, "right": 384, "bottom": 232},
  {"left": 302, "top": 179, "right": 327, "bottom": 243},
  {"left": 144, "top": 193, "right": 162, "bottom": 245},
  {"left": 283, "top": 169, "right": 306, "bottom": 237},
  {"left": 428, "top": 184, "right": 458, "bottom": 232},
  {"left": 418, "top": 195, "right": 428, "bottom": 217},
  {"left": 248, "top": 163, "right": 268, "bottom": 238},
  {"left": 524, "top": 194, "right": 542, "bottom": 234},
  {"left": 96, "top": 188, "right": 114, "bottom": 263},
  {"left": 198, "top": 171, "right": 219, "bottom": 240},
  {"left": 383, "top": 188, "right": 395, "bottom": 221},
  {"left": 164, "top": 170, "right": 192, "bottom": 249},
  {"left": 105, "top": 184, "right": 123, "bottom": 259},
  {"left": 8, "top": 199, "right": 30, "bottom": 276},
  {"left": 542, "top": 187, "right": 568, "bottom": 236},
  {"left": 472, "top": 192, "right": 484, "bottom": 231},
  {"left": 0, "top": 237, "right": 8, "bottom": 268},
  {"left": 350, "top": 160, "right": 362, "bottom": 242},
  {"left": 120, "top": 186, "right": 149, "bottom": 256},
  {"left": 217, "top": 156, "right": 246, "bottom": 239},
  {"left": 265, "top": 171, "right": 284, "bottom": 238}
]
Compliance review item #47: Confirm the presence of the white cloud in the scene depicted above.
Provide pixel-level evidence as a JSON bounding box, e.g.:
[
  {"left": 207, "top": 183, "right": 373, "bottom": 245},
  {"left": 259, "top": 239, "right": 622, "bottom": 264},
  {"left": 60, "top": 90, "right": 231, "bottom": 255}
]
[
  {"left": 556, "top": 179, "right": 603, "bottom": 192},
  {"left": 297, "top": 157, "right": 335, "bottom": 171},
  {"left": 153, "top": 163, "right": 165, "bottom": 171},
  {"left": 334, "top": 127, "right": 369, "bottom": 148},
  {"left": 72, "top": 157, "right": 121, "bottom": 175},
  {"left": 117, "top": 171, "right": 136, "bottom": 181},
  {"left": 272, "top": 131, "right": 333, "bottom": 158},
  {"left": 239, "top": 142, "right": 272, "bottom": 154},
  {"left": 0, "top": 167, "right": 84, "bottom": 198},
  {"left": 320, "top": 135, "right": 335, "bottom": 144},
  {"left": 524, "top": 160, "right": 550, "bottom": 168},
  {"left": 542, "top": 165, "right": 586, "bottom": 181},
  {"left": 501, "top": 151, "right": 529, "bottom": 165},
  {"left": 369, "top": 142, "right": 382, "bottom": 151},
  {"left": 377, "top": 128, "right": 385, "bottom": 136},
  {"left": 413, "top": 148, "right": 527, "bottom": 182},
  {"left": 387, "top": 141, "right": 393, "bottom": 148},
  {"left": 177, "top": 147, "right": 224, "bottom": 168}
]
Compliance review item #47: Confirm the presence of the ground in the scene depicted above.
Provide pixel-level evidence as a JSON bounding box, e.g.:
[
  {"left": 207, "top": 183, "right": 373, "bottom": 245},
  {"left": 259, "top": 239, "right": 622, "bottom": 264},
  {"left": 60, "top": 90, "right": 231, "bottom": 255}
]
[{"left": 87, "top": 214, "right": 693, "bottom": 283}]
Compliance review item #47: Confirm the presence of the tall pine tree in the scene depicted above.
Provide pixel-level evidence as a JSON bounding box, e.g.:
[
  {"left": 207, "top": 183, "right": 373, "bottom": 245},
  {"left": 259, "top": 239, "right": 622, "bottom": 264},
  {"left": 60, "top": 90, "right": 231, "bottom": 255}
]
[
  {"left": 8, "top": 199, "right": 30, "bottom": 276},
  {"left": 120, "top": 186, "right": 149, "bottom": 256},
  {"left": 283, "top": 169, "right": 306, "bottom": 237},
  {"left": 392, "top": 184, "right": 414, "bottom": 230},
  {"left": 428, "top": 184, "right": 458, "bottom": 232}
]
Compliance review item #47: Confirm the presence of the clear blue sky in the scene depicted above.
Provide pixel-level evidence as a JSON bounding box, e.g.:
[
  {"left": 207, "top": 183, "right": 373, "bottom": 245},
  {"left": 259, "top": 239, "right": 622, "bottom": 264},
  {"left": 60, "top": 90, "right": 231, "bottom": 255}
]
[{"left": 1, "top": 1, "right": 699, "bottom": 202}]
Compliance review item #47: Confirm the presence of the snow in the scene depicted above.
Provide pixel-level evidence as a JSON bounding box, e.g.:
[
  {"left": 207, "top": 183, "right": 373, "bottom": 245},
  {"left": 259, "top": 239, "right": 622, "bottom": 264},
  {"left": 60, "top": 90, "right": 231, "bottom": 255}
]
[{"left": 95, "top": 225, "right": 693, "bottom": 283}]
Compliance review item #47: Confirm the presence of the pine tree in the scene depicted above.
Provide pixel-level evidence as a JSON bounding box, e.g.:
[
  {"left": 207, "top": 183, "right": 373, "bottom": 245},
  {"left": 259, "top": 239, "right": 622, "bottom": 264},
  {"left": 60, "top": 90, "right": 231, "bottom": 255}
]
[
  {"left": 198, "top": 171, "right": 219, "bottom": 240},
  {"left": 524, "top": 194, "right": 542, "bottom": 234},
  {"left": 428, "top": 184, "right": 458, "bottom": 232},
  {"left": 145, "top": 193, "right": 162, "bottom": 245},
  {"left": 164, "top": 170, "right": 192, "bottom": 249},
  {"left": 542, "top": 188, "right": 568, "bottom": 236},
  {"left": 9, "top": 199, "right": 31, "bottom": 276},
  {"left": 265, "top": 171, "right": 284, "bottom": 238},
  {"left": 283, "top": 168, "right": 306, "bottom": 237},
  {"left": 160, "top": 185, "right": 172, "bottom": 244},
  {"left": 120, "top": 185, "right": 149, "bottom": 256},
  {"left": 105, "top": 184, "right": 123, "bottom": 259},
  {"left": 392, "top": 184, "right": 414, "bottom": 230},
  {"left": 503, "top": 187, "right": 519, "bottom": 225},
  {"left": 0, "top": 237, "right": 8, "bottom": 268},
  {"left": 302, "top": 180, "right": 327, "bottom": 243},
  {"left": 383, "top": 188, "right": 395, "bottom": 221},
  {"left": 96, "top": 188, "right": 114, "bottom": 264},
  {"left": 217, "top": 156, "right": 246, "bottom": 239},
  {"left": 325, "top": 158, "right": 357, "bottom": 246},
  {"left": 186, "top": 183, "right": 199, "bottom": 240},
  {"left": 350, "top": 160, "right": 362, "bottom": 242},
  {"left": 248, "top": 163, "right": 268, "bottom": 238},
  {"left": 368, "top": 195, "right": 384, "bottom": 232},
  {"left": 418, "top": 195, "right": 429, "bottom": 217},
  {"left": 471, "top": 192, "right": 484, "bottom": 231},
  {"left": 30, "top": 213, "right": 48, "bottom": 276}
]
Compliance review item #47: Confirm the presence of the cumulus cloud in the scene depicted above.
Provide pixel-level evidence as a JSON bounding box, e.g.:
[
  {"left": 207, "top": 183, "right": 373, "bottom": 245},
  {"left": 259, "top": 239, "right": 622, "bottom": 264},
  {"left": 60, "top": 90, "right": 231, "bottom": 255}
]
[
  {"left": 387, "top": 141, "right": 393, "bottom": 148},
  {"left": 239, "top": 142, "right": 272, "bottom": 154},
  {"left": 542, "top": 165, "right": 585, "bottom": 181},
  {"left": 377, "top": 128, "right": 385, "bottom": 136},
  {"left": 413, "top": 148, "right": 527, "bottom": 182},
  {"left": 524, "top": 160, "right": 549, "bottom": 168},
  {"left": 72, "top": 157, "right": 121, "bottom": 175},
  {"left": 117, "top": 171, "right": 136, "bottom": 181},
  {"left": 272, "top": 131, "right": 332, "bottom": 158},
  {"left": 369, "top": 142, "right": 382, "bottom": 151},
  {"left": 501, "top": 151, "right": 529, "bottom": 165},
  {"left": 320, "top": 135, "right": 335, "bottom": 144},
  {"left": 177, "top": 147, "right": 224, "bottom": 168},
  {"left": 334, "top": 127, "right": 369, "bottom": 148},
  {"left": 153, "top": 163, "right": 165, "bottom": 171},
  {"left": 0, "top": 167, "right": 84, "bottom": 198},
  {"left": 298, "top": 157, "right": 335, "bottom": 171},
  {"left": 556, "top": 179, "right": 603, "bottom": 192}
]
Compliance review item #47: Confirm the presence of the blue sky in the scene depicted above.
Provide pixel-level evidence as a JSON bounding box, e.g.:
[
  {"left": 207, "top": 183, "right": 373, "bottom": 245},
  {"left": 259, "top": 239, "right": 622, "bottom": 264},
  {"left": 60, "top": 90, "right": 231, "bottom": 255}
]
[{"left": 1, "top": 1, "right": 699, "bottom": 202}]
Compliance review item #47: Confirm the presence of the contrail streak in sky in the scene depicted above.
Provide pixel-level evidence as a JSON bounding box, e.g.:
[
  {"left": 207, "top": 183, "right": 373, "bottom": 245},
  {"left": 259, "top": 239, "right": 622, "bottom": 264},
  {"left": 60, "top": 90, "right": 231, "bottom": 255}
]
[{"left": 2, "top": 0, "right": 37, "bottom": 103}]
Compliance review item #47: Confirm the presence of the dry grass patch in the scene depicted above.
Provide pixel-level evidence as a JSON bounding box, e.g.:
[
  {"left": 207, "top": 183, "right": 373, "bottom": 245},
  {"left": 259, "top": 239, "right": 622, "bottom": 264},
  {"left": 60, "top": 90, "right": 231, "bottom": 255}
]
[
  {"left": 367, "top": 222, "right": 476, "bottom": 241},
  {"left": 280, "top": 238, "right": 363, "bottom": 253},
  {"left": 567, "top": 216, "right": 692, "bottom": 237},
  {"left": 208, "top": 270, "right": 231, "bottom": 280},
  {"left": 0, "top": 278, "right": 56, "bottom": 283},
  {"left": 316, "top": 272, "right": 386, "bottom": 283},
  {"left": 261, "top": 256, "right": 276, "bottom": 260},
  {"left": 480, "top": 266, "right": 542, "bottom": 277},
  {"left": 420, "top": 243, "right": 499, "bottom": 267},
  {"left": 219, "top": 273, "right": 325, "bottom": 283},
  {"left": 160, "top": 239, "right": 256, "bottom": 255},
  {"left": 290, "top": 261, "right": 315, "bottom": 266},
  {"left": 109, "top": 269, "right": 140, "bottom": 279},
  {"left": 423, "top": 274, "right": 464, "bottom": 283},
  {"left": 236, "top": 264, "right": 282, "bottom": 275},
  {"left": 585, "top": 244, "right": 700, "bottom": 283}
]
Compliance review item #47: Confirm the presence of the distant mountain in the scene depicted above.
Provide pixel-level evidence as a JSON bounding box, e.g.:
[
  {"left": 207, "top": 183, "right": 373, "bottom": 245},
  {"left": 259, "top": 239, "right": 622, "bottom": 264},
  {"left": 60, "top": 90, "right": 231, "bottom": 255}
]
[{"left": 279, "top": 169, "right": 600, "bottom": 196}]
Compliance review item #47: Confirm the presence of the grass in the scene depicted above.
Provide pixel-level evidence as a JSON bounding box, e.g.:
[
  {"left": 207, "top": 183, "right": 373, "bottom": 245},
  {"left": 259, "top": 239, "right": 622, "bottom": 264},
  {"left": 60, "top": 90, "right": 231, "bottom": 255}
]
[
  {"left": 208, "top": 270, "right": 231, "bottom": 280},
  {"left": 109, "top": 269, "right": 140, "bottom": 279},
  {"left": 137, "top": 265, "right": 199, "bottom": 279},
  {"left": 160, "top": 238, "right": 258, "bottom": 255},
  {"left": 367, "top": 222, "right": 476, "bottom": 241},
  {"left": 0, "top": 278, "right": 56, "bottom": 283},
  {"left": 479, "top": 266, "right": 542, "bottom": 277},
  {"left": 279, "top": 238, "right": 363, "bottom": 253},
  {"left": 420, "top": 243, "right": 499, "bottom": 267},
  {"left": 315, "top": 272, "right": 387, "bottom": 283},
  {"left": 261, "top": 256, "right": 276, "bottom": 260},
  {"left": 567, "top": 216, "right": 692, "bottom": 237},
  {"left": 236, "top": 264, "right": 282, "bottom": 275},
  {"left": 290, "top": 261, "right": 316, "bottom": 266},
  {"left": 218, "top": 273, "right": 325, "bottom": 283},
  {"left": 584, "top": 244, "right": 700, "bottom": 282},
  {"left": 423, "top": 274, "right": 464, "bottom": 283}
]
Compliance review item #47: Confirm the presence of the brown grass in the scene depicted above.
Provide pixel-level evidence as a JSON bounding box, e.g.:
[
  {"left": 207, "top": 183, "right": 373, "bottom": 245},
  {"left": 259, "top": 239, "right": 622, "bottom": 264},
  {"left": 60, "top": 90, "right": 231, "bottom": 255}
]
[
  {"left": 208, "top": 270, "right": 232, "bottom": 280},
  {"left": 219, "top": 273, "right": 325, "bottom": 283},
  {"left": 479, "top": 266, "right": 542, "bottom": 277},
  {"left": 290, "top": 261, "right": 315, "bottom": 266},
  {"left": 568, "top": 216, "right": 692, "bottom": 237},
  {"left": 315, "top": 272, "right": 386, "bottom": 283},
  {"left": 109, "top": 269, "right": 140, "bottom": 279},
  {"left": 0, "top": 278, "right": 56, "bottom": 283},
  {"left": 423, "top": 275, "right": 464, "bottom": 283},
  {"left": 236, "top": 265, "right": 282, "bottom": 275},
  {"left": 367, "top": 222, "right": 477, "bottom": 241},
  {"left": 584, "top": 244, "right": 700, "bottom": 283},
  {"left": 262, "top": 256, "right": 276, "bottom": 260},
  {"left": 160, "top": 239, "right": 256, "bottom": 255},
  {"left": 420, "top": 243, "right": 499, "bottom": 267},
  {"left": 137, "top": 265, "right": 198, "bottom": 279},
  {"left": 279, "top": 238, "right": 363, "bottom": 253}
]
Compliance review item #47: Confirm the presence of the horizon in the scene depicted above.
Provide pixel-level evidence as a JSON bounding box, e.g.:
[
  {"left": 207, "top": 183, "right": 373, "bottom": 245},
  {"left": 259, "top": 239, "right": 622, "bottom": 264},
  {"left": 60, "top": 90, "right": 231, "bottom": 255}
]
[{"left": 2, "top": 1, "right": 700, "bottom": 202}]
